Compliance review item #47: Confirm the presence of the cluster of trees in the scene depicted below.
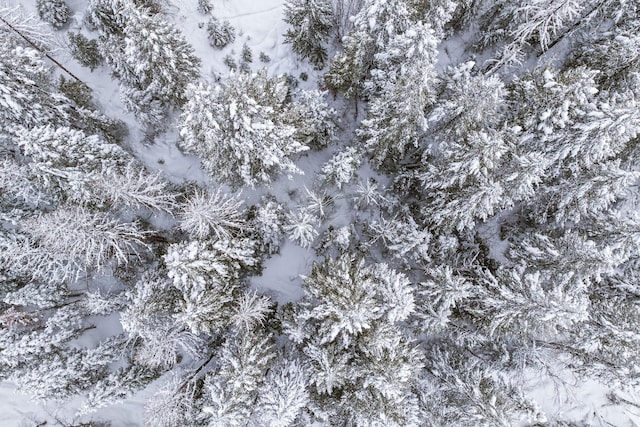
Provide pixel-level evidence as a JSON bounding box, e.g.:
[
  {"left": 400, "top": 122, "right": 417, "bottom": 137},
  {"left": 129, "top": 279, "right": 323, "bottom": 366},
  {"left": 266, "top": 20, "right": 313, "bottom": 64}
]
[
  {"left": 1, "top": 0, "right": 639, "bottom": 425},
  {"left": 280, "top": 0, "right": 640, "bottom": 424},
  {"left": 0, "top": 23, "right": 168, "bottom": 405},
  {"left": 177, "top": 71, "right": 335, "bottom": 188},
  {"left": 86, "top": 0, "right": 200, "bottom": 133}
]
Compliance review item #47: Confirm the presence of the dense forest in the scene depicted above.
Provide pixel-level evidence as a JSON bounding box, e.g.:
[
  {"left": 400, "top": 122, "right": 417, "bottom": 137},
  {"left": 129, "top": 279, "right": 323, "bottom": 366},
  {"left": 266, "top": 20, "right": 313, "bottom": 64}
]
[{"left": 1, "top": 0, "right": 640, "bottom": 425}]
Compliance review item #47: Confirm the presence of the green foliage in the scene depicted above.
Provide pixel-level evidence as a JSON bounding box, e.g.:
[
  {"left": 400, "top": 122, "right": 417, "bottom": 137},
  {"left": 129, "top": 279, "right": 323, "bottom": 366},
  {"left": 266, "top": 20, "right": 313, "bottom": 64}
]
[
  {"left": 37, "top": 0, "right": 71, "bottom": 29},
  {"left": 164, "top": 238, "right": 258, "bottom": 334},
  {"left": 259, "top": 51, "right": 271, "bottom": 63},
  {"left": 324, "top": 0, "right": 416, "bottom": 97},
  {"left": 357, "top": 22, "right": 439, "bottom": 168},
  {"left": 283, "top": 255, "right": 422, "bottom": 425},
  {"left": 198, "top": 0, "right": 213, "bottom": 14},
  {"left": 58, "top": 77, "right": 95, "bottom": 109},
  {"left": 420, "top": 348, "right": 544, "bottom": 425},
  {"left": 321, "top": 146, "right": 361, "bottom": 189},
  {"left": 284, "top": 0, "right": 333, "bottom": 68},
  {"left": 207, "top": 17, "right": 236, "bottom": 48},
  {"left": 284, "top": 89, "right": 337, "bottom": 150},
  {"left": 178, "top": 71, "right": 317, "bottom": 187},
  {"left": 223, "top": 54, "right": 237, "bottom": 70},
  {"left": 241, "top": 43, "right": 253, "bottom": 63},
  {"left": 203, "top": 331, "right": 276, "bottom": 426},
  {"left": 80, "top": 364, "right": 161, "bottom": 415},
  {"left": 87, "top": 0, "right": 201, "bottom": 130},
  {"left": 0, "top": 33, "right": 70, "bottom": 132},
  {"left": 131, "top": 0, "right": 165, "bottom": 14},
  {"left": 249, "top": 197, "right": 286, "bottom": 256},
  {"left": 68, "top": 32, "right": 103, "bottom": 70}
]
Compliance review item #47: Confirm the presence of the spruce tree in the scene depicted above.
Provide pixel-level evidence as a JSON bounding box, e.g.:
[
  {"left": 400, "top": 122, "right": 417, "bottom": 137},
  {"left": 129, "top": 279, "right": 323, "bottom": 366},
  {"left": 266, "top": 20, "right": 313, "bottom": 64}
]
[
  {"left": 164, "top": 236, "right": 259, "bottom": 335},
  {"left": 284, "top": 255, "right": 422, "bottom": 425},
  {"left": 324, "top": 0, "right": 415, "bottom": 97},
  {"left": 36, "top": 0, "right": 71, "bottom": 29},
  {"left": 178, "top": 72, "right": 312, "bottom": 187},
  {"left": 87, "top": 0, "right": 200, "bottom": 130},
  {"left": 68, "top": 32, "right": 103, "bottom": 70},
  {"left": 207, "top": 17, "right": 236, "bottom": 48},
  {"left": 202, "top": 330, "right": 276, "bottom": 426},
  {"left": 284, "top": 0, "right": 334, "bottom": 68},
  {"left": 357, "top": 22, "right": 439, "bottom": 167},
  {"left": 0, "top": 32, "right": 71, "bottom": 134}
]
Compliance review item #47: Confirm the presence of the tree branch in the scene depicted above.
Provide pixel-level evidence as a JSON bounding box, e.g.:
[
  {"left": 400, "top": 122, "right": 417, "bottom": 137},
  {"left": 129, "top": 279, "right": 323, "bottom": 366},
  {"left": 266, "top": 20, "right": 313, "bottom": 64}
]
[{"left": 0, "top": 14, "right": 83, "bottom": 82}]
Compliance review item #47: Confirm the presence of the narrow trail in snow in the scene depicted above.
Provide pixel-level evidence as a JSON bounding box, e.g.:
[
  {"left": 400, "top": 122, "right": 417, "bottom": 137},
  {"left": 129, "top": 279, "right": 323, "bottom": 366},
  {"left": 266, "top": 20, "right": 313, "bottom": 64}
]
[{"left": 219, "top": 4, "right": 284, "bottom": 20}]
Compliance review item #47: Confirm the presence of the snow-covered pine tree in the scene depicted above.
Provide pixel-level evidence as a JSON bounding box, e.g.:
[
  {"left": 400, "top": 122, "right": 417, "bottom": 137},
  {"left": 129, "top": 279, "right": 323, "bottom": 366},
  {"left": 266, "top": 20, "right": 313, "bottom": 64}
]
[
  {"left": 254, "top": 360, "right": 309, "bottom": 427},
  {"left": 87, "top": 0, "right": 200, "bottom": 130},
  {"left": 198, "top": 0, "right": 213, "bottom": 14},
  {"left": 509, "top": 0, "right": 586, "bottom": 51},
  {"left": 412, "top": 265, "right": 473, "bottom": 333},
  {"left": 79, "top": 364, "right": 161, "bottom": 415},
  {"left": 478, "top": 0, "right": 600, "bottom": 71},
  {"left": 572, "top": 8, "right": 640, "bottom": 93},
  {"left": 68, "top": 32, "right": 103, "bottom": 70},
  {"left": 357, "top": 22, "right": 439, "bottom": 168},
  {"left": 16, "top": 125, "right": 129, "bottom": 173},
  {"left": 427, "top": 61, "right": 507, "bottom": 140},
  {"left": 249, "top": 196, "right": 286, "bottom": 255},
  {"left": 36, "top": 0, "right": 71, "bottom": 29},
  {"left": 9, "top": 339, "right": 122, "bottom": 400},
  {"left": 0, "top": 31, "right": 70, "bottom": 136},
  {"left": 144, "top": 374, "right": 201, "bottom": 427},
  {"left": 324, "top": 0, "right": 415, "bottom": 98},
  {"left": 164, "top": 237, "right": 258, "bottom": 335},
  {"left": 284, "top": 0, "right": 334, "bottom": 68},
  {"left": 131, "top": 0, "right": 166, "bottom": 13},
  {"left": 330, "top": 0, "right": 364, "bottom": 38},
  {"left": 88, "top": 163, "right": 176, "bottom": 212},
  {"left": 403, "top": 62, "right": 515, "bottom": 232},
  {"left": 12, "top": 125, "right": 174, "bottom": 212},
  {"left": 331, "top": 0, "right": 364, "bottom": 40},
  {"left": 120, "top": 272, "right": 202, "bottom": 370},
  {"left": 241, "top": 43, "right": 253, "bottom": 63},
  {"left": 17, "top": 206, "right": 147, "bottom": 282},
  {"left": 366, "top": 19, "right": 439, "bottom": 97},
  {"left": 230, "top": 291, "right": 273, "bottom": 333},
  {"left": 421, "top": 129, "right": 514, "bottom": 232},
  {"left": 284, "top": 209, "right": 320, "bottom": 249},
  {"left": 179, "top": 188, "right": 245, "bottom": 240},
  {"left": 418, "top": 347, "right": 544, "bottom": 425},
  {"left": 568, "top": 271, "right": 640, "bottom": 385},
  {"left": 321, "top": 146, "right": 361, "bottom": 189},
  {"left": 207, "top": 17, "right": 236, "bottom": 48},
  {"left": 283, "top": 255, "right": 422, "bottom": 425},
  {"left": 283, "top": 89, "right": 337, "bottom": 150},
  {"left": 510, "top": 66, "right": 640, "bottom": 224},
  {"left": 350, "top": 178, "right": 391, "bottom": 211},
  {"left": 483, "top": 223, "right": 639, "bottom": 385},
  {"left": 0, "top": 293, "right": 124, "bottom": 401},
  {"left": 471, "top": 267, "right": 590, "bottom": 341},
  {"left": 0, "top": 157, "right": 55, "bottom": 211},
  {"left": 409, "top": 0, "right": 459, "bottom": 37},
  {"left": 202, "top": 330, "right": 276, "bottom": 426},
  {"left": 367, "top": 212, "right": 432, "bottom": 265},
  {"left": 0, "top": 31, "right": 125, "bottom": 146},
  {"left": 178, "top": 72, "right": 310, "bottom": 187}
]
